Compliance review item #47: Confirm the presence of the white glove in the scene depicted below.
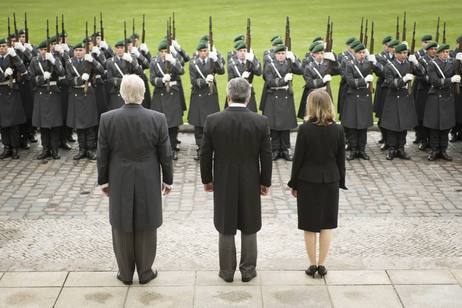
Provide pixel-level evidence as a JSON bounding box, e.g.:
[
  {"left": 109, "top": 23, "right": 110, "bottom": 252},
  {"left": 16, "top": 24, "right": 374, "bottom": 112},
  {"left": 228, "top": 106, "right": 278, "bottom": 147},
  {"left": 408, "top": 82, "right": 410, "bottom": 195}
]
[
  {"left": 91, "top": 46, "right": 101, "bottom": 56},
  {"left": 84, "top": 54, "right": 93, "bottom": 62},
  {"left": 165, "top": 53, "right": 176, "bottom": 65},
  {"left": 286, "top": 51, "right": 295, "bottom": 62},
  {"left": 81, "top": 73, "right": 90, "bottom": 81},
  {"left": 324, "top": 52, "right": 335, "bottom": 62},
  {"left": 131, "top": 47, "right": 140, "bottom": 57},
  {"left": 451, "top": 75, "right": 461, "bottom": 83},
  {"left": 139, "top": 43, "right": 149, "bottom": 53},
  {"left": 367, "top": 54, "right": 377, "bottom": 64},
  {"left": 43, "top": 71, "right": 51, "bottom": 80},
  {"left": 61, "top": 43, "right": 70, "bottom": 53},
  {"left": 364, "top": 49, "right": 370, "bottom": 57},
  {"left": 206, "top": 74, "right": 214, "bottom": 83},
  {"left": 169, "top": 45, "right": 178, "bottom": 56},
  {"left": 45, "top": 52, "right": 56, "bottom": 65},
  {"left": 14, "top": 42, "right": 25, "bottom": 52},
  {"left": 172, "top": 40, "right": 180, "bottom": 50},
  {"left": 456, "top": 53, "right": 462, "bottom": 61},
  {"left": 209, "top": 51, "right": 218, "bottom": 62},
  {"left": 245, "top": 51, "right": 254, "bottom": 62},
  {"left": 99, "top": 41, "right": 108, "bottom": 50},
  {"left": 284, "top": 73, "right": 293, "bottom": 82},
  {"left": 408, "top": 54, "right": 418, "bottom": 65},
  {"left": 162, "top": 74, "right": 171, "bottom": 83},
  {"left": 54, "top": 44, "right": 63, "bottom": 55},
  {"left": 24, "top": 43, "right": 33, "bottom": 51},
  {"left": 7, "top": 48, "right": 17, "bottom": 58},
  {"left": 122, "top": 53, "right": 132, "bottom": 63},
  {"left": 242, "top": 71, "right": 251, "bottom": 79},
  {"left": 4, "top": 67, "right": 13, "bottom": 77},
  {"left": 364, "top": 74, "right": 374, "bottom": 83},
  {"left": 211, "top": 46, "right": 217, "bottom": 54},
  {"left": 403, "top": 73, "right": 415, "bottom": 82},
  {"left": 322, "top": 74, "right": 332, "bottom": 83}
]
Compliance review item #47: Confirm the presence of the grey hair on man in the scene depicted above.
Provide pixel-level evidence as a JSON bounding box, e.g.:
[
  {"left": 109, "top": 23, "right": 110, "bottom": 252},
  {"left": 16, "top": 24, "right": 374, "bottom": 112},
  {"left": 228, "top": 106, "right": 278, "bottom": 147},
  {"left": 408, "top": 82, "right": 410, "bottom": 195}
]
[
  {"left": 227, "top": 77, "right": 251, "bottom": 104},
  {"left": 120, "top": 74, "right": 146, "bottom": 104}
]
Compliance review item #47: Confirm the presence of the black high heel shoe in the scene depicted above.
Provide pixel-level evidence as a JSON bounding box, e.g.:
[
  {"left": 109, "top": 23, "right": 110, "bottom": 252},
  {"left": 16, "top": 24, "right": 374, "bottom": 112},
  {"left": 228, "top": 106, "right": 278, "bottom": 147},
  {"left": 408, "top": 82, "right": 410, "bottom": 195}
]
[
  {"left": 317, "top": 265, "right": 328, "bottom": 277},
  {"left": 305, "top": 265, "right": 318, "bottom": 278}
]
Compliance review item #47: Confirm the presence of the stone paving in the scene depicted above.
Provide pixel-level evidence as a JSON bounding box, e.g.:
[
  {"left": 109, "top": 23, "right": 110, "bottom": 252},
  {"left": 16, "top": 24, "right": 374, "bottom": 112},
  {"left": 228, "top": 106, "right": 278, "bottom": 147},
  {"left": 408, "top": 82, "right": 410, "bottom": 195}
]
[{"left": 0, "top": 131, "right": 462, "bottom": 307}]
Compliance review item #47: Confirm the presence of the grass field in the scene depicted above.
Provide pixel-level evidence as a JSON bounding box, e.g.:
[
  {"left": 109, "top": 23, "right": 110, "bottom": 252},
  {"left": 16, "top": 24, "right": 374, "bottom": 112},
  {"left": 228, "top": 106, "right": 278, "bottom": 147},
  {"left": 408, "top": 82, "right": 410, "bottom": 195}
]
[{"left": 1, "top": 0, "right": 461, "bottom": 120}]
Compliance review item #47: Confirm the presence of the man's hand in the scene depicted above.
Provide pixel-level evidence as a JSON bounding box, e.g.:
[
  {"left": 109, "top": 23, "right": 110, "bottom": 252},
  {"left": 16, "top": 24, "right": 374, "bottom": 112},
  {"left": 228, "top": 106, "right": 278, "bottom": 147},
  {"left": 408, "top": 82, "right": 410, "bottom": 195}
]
[
  {"left": 101, "top": 186, "right": 109, "bottom": 196},
  {"left": 162, "top": 183, "right": 172, "bottom": 195},
  {"left": 260, "top": 185, "right": 269, "bottom": 196},
  {"left": 204, "top": 182, "right": 214, "bottom": 192},
  {"left": 290, "top": 188, "right": 298, "bottom": 198}
]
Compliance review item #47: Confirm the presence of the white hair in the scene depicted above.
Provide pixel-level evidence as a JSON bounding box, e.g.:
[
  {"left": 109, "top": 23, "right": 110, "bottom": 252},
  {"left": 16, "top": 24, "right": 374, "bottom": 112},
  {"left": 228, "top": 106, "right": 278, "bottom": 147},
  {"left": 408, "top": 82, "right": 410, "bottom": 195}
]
[
  {"left": 120, "top": 74, "right": 145, "bottom": 104},
  {"left": 227, "top": 78, "right": 251, "bottom": 104}
]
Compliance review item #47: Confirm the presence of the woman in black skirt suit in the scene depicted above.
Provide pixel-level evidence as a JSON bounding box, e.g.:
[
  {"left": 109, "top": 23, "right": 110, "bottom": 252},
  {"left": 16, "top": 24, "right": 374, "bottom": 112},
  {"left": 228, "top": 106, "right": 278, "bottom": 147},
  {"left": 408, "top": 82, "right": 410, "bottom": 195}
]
[{"left": 288, "top": 89, "right": 347, "bottom": 278}]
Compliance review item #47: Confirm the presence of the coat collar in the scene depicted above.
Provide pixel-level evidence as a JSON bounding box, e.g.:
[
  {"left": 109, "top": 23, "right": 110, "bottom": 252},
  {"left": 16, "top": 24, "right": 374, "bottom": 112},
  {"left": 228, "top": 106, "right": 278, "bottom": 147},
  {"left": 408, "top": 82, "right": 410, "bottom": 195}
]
[{"left": 123, "top": 103, "right": 143, "bottom": 108}]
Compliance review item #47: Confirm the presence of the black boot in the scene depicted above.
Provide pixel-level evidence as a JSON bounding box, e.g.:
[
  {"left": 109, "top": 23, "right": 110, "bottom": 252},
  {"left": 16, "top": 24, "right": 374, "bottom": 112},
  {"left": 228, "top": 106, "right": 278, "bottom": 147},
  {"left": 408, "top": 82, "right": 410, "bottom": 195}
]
[
  {"left": 73, "top": 148, "right": 87, "bottom": 160},
  {"left": 10, "top": 148, "right": 19, "bottom": 159},
  {"left": 386, "top": 149, "right": 396, "bottom": 160},
  {"left": 440, "top": 151, "right": 452, "bottom": 161},
  {"left": 37, "top": 147, "right": 51, "bottom": 160},
  {"left": 358, "top": 151, "right": 370, "bottom": 160},
  {"left": 0, "top": 146, "right": 12, "bottom": 159},
  {"left": 418, "top": 142, "right": 429, "bottom": 151},
  {"left": 86, "top": 150, "right": 97, "bottom": 160},
  {"left": 428, "top": 151, "right": 439, "bottom": 161},
  {"left": 346, "top": 151, "right": 357, "bottom": 161},
  {"left": 280, "top": 150, "right": 292, "bottom": 161},
  {"left": 51, "top": 148, "right": 61, "bottom": 160},
  {"left": 20, "top": 140, "right": 31, "bottom": 150},
  {"left": 397, "top": 149, "right": 411, "bottom": 160},
  {"left": 380, "top": 143, "right": 389, "bottom": 151},
  {"left": 60, "top": 141, "right": 72, "bottom": 150},
  {"left": 272, "top": 151, "right": 280, "bottom": 161},
  {"left": 449, "top": 132, "right": 457, "bottom": 143}
]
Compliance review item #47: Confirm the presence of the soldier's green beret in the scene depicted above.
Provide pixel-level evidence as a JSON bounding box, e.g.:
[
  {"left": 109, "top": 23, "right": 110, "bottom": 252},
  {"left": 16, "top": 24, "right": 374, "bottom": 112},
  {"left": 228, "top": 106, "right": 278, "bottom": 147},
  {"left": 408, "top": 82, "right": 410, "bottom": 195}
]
[
  {"left": 353, "top": 43, "right": 366, "bottom": 53},
  {"left": 131, "top": 33, "right": 140, "bottom": 39},
  {"left": 425, "top": 41, "right": 438, "bottom": 50},
  {"left": 388, "top": 39, "right": 400, "bottom": 48},
  {"left": 114, "top": 40, "right": 125, "bottom": 47},
  {"left": 37, "top": 40, "right": 48, "bottom": 49},
  {"left": 196, "top": 41, "right": 208, "bottom": 50},
  {"left": 234, "top": 35, "right": 245, "bottom": 43},
  {"left": 49, "top": 35, "right": 57, "bottom": 42},
  {"left": 350, "top": 40, "right": 361, "bottom": 49},
  {"left": 457, "top": 36, "right": 462, "bottom": 44},
  {"left": 60, "top": 32, "right": 68, "bottom": 38},
  {"left": 0, "top": 38, "right": 7, "bottom": 45},
  {"left": 234, "top": 40, "right": 246, "bottom": 50},
  {"left": 273, "top": 44, "right": 286, "bottom": 53},
  {"left": 312, "top": 36, "right": 323, "bottom": 43},
  {"left": 18, "top": 29, "right": 26, "bottom": 35},
  {"left": 158, "top": 40, "right": 168, "bottom": 50},
  {"left": 312, "top": 43, "right": 325, "bottom": 53},
  {"left": 309, "top": 41, "right": 322, "bottom": 52},
  {"left": 74, "top": 42, "right": 84, "bottom": 49},
  {"left": 382, "top": 36, "right": 392, "bottom": 45},
  {"left": 271, "top": 35, "right": 280, "bottom": 43},
  {"left": 8, "top": 33, "right": 16, "bottom": 40},
  {"left": 421, "top": 34, "right": 432, "bottom": 42},
  {"left": 83, "top": 37, "right": 91, "bottom": 44},
  {"left": 437, "top": 43, "right": 450, "bottom": 53},
  {"left": 93, "top": 32, "right": 102, "bottom": 37},
  {"left": 127, "top": 37, "right": 133, "bottom": 44},
  {"left": 272, "top": 37, "right": 283, "bottom": 45},
  {"left": 345, "top": 37, "right": 356, "bottom": 45},
  {"left": 394, "top": 44, "right": 408, "bottom": 53},
  {"left": 199, "top": 35, "right": 208, "bottom": 42}
]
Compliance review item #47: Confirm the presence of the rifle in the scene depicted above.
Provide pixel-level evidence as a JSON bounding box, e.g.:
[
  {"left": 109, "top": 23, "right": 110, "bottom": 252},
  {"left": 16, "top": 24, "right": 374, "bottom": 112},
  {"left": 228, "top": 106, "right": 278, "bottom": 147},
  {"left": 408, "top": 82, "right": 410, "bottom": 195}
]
[
  {"left": 84, "top": 21, "right": 90, "bottom": 94},
  {"left": 369, "top": 21, "right": 375, "bottom": 94},
  {"left": 141, "top": 14, "right": 145, "bottom": 44},
  {"left": 124, "top": 21, "right": 128, "bottom": 53},
  {"left": 455, "top": 39, "right": 462, "bottom": 95},
  {"left": 396, "top": 16, "right": 400, "bottom": 40},
  {"left": 324, "top": 16, "right": 333, "bottom": 98},
  {"left": 364, "top": 19, "right": 369, "bottom": 49},
  {"left": 326, "top": 16, "right": 331, "bottom": 47},
  {"left": 165, "top": 18, "right": 172, "bottom": 93},
  {"left": 408, "top": 21, "right": 417, "bottom": 95},
  {"left": 435, "top": 17, "right": 440, "bottom": 43},
  {"left": 329, "top": 21, "right": 333, "bottom": 51},
  {"left": 442, "top": 22, "right": 446, "bottom": 44},
  {"left": 13, "top": 13, "right": 19, "bottom": 40},
  {"left": 55, "top": 16, "right": 59, "bottom": 44},
  {"left": 245, "top": 18, "right": 251, "bottom": 71},
  {"left": 46, "top": 19, "right": 51, "bottom": 91},
  {"left": 285, "top": 16, "right": 293, "bottom": 94},
  {"left": 7, "top": 16, "right": 12, "bottom": 47},
  {"left": 100, "top": 12, "right": 104, "bottom": 41},
  {"left": 208, "top": 16, "right": 215, "bottom": 94},
  {"left": 132, "top": 18, "right": 135, "bottom": 37},
  {"left": 61, "top": 14, "right": 65, "bottom": 44},
  {"left": 402, "top": 11, "right": 407, "bottom": 42},
  {"left": 92, "top": 16, "right": 97, "bottom": 45},
  {"left": 24, "top": 12, "right": 29, "bottom": 43},
  {"left": 359, "top": 17, "right": 364, "bottom": 43},
  {"left": 172, "top": 12, "right": 176, "bottom": 40}
]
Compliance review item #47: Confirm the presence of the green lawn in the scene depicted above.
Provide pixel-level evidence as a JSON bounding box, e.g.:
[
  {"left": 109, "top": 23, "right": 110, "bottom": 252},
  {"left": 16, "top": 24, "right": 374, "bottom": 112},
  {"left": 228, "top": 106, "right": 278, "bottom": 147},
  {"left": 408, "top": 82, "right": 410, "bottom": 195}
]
[{"left": 1, "top": 0, "right": 461, "bottom": 120}]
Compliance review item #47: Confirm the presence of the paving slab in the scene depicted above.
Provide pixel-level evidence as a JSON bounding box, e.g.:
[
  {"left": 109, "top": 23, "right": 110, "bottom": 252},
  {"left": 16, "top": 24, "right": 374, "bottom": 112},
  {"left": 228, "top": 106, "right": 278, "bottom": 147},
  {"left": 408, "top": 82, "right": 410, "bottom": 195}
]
[
  {"left": 55, "top": 286, "right": 127, "bottom": 308},
  {"left": 0, "top": 271, "right": 67, "bottom": 287},
  {"left": 125, "top": 286, "right": 194, "bottom": 307},
  {"left": 328, "top": 285, "right": 402, "bottom": 308},
  {"left": 452, "top": 269, "right": 462, "bottom": 286},
  {"left": 132, "top": 270, "right": 196, "bottom": 286},
  {"left": 196, "top": 270, "right": 260, "bottom": 286},
  {"left": 395, "top": 284, "right": 462, "bottom": 308},
  {"left": 387, "top": 269, "right": 458, "bottom": 285},
  {"left": 261, "top": 285, "right": 331, "bottom": 308},
  {"left": 194, "top": 285, "right": 262, "bottom": 308},
  {"left": 325, "top": 270, "right": 391, "bottom": 285},
  {"left": 259, "top": 270, "right": 325, "bottom": 285},
  {"left": 65, "top": 272, "right": 125, "bottom": 287},
  {"left": 0, "top": 287, "right": 61, "bottom": 308}
]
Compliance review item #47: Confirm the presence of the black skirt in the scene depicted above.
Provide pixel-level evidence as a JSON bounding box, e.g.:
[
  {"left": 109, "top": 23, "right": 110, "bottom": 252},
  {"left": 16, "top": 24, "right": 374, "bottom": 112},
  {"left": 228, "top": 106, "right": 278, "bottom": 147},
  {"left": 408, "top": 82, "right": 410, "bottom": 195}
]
[{"left": 297, "top": 180, "right": 339, "bottom": 232}]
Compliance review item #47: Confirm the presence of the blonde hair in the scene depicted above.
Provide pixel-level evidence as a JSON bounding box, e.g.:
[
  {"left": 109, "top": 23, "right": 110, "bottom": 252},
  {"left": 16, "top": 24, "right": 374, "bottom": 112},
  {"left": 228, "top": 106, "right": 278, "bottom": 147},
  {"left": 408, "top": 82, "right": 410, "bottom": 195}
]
[
  {"left": 120, "top": 74, "right": 145, "bottom": 104},
  {"left": 305, "top": 89, "right": 336, "bottom": 125}
]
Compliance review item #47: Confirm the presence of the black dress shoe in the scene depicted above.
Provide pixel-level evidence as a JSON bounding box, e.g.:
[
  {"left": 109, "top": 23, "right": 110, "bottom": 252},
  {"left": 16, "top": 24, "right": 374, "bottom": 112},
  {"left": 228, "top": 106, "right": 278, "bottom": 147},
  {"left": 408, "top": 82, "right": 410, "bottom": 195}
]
[
  {"left": 86, "top": 150, "right": 97, "bottom": 160},
  {"left": 418, "top": 142, "right": 429, "bottom": 151},
  {"left": 440, "top": 151, "right": 453, "bottom": 161},
  {"left": 0, "top": 146, "right": 12, "bottom": 159},
  {"left": 21, "top": 141, "right": 31, "bottom": 150},
  {"left": 397, "top": 149, "right": 411, "bottom": 160},
  {"left": 305, "top": 265, "right": 317, "bottom": 278},
  {"left": 29, "top": 135, "right": 38, "bottom": 143},
  {"left": 280, "top": 150, "right": 292, "bottom": 161},
  {"left": 67, "top": 135, "right": 76, "bottom": 142},
  {"left": 241, "top": 271, "right": 257, "bottom": 283},
  {"left": 317, "top": 265, "right": 328, "bottom": 277},
  {"left": 428, "top": 151, "right": 439, "bottom": 161},
  {"left": 37, "top": 148, "right": 51, "bottom": 160},
  {"left": 60, "top": 142, "right": 72, "bottom": 150},
  {"left": 218, "top": 272, "right": 233, "bottom": 283},
  {"left": 377, "top": 138, "right": 384, "bottom": 144},
  {"left": 139, "top": 270, "right": 158, "bottom": 284},
  {"left": 73, "top": 149, "right": 87, "bottom": 160},
  {"left": 271, "top": 151, "right": 280, "bottom": 161},
  {"left": 346, "top": 151, "right": 357, "bottom": 161},
  {"left": 380, "top": 143, "right": 389, "bottom": 151},
  {"left": 386, "top": 150, "right": 396, "bottom": 160},
  {"left": 51, "top": 149, "right": 60, "bottom": 160},
  {"left": 172, "top": 151, "right": 178, "bottom": 160},
  {"left": 174, "top": 146, "right": 180, "bottom": 152},
  {"left": 345, "top": 143, "right": 352, "bottom": 151},
  {"left": 358, "top": 151, "right": 370, "bottom": 160},
  {"left": 10, "top": 148, "right": 19, "bottom": 159},
  {"left": 116, "top": 274, "right": 133, "bottom": 285},
  {"left": 449, "top": 134, "right": 457, "bottom": 143}
]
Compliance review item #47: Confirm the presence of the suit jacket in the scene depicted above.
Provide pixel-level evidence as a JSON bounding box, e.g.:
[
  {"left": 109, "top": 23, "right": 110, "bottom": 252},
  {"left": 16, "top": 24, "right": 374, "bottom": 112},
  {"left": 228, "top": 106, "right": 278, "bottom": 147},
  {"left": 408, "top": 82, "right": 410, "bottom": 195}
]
[
  {"left": 200, "top": 106, "right": 272, "bottom": 235},
  {"left": 288, "top": 121, "right": 345, "bottom": 189},
  {"left": 97, "top": 104, "right": 173, "bottom": 232}
]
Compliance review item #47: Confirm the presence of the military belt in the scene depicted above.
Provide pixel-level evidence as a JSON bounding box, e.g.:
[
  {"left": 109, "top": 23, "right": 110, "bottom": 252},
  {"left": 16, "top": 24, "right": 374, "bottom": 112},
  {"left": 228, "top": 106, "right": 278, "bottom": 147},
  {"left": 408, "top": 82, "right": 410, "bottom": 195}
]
[{"left": 270, "top": 86, "right": 289, "bottom": 90}]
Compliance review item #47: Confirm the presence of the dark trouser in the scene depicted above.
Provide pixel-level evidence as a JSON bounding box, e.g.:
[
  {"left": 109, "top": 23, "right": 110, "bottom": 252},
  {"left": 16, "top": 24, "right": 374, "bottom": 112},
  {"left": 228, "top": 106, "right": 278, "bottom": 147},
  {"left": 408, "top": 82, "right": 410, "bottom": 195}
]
[
  {"left": 112, "top": 228, "right": 157, "bottom": 282},
  {"left": 1, "top": 126, "right": 20, "bottom": 148},
  {"left": 378, "top": 119, "right": 387, "bottom": 143},
  {"left": 270, "top": 130, "right": 290, "bottom": 152},
  {"left": 60, "top": 126, "right": 74, "bottom": 143},
  {"left": 76, "top": 127, "right": 97, "bottom": 151},
  {"left": 168, "top": 127, "right": 179, "bottom": 150},
  {"left": 19, "top": 120, "right": 35, "bottom": 144},
  {"left": 194, "top": 126, "right": 204, "bottom": 148},
  {"left": 450, "top": 124, "right": 462, "bottom": 137},
  {"left": 40, "top": 128, "right": 60, "bottom": 150},
  {"left": 430, "top": 129, "right": 450, "bottom": 152},
  {"left": 415, "top": 122, "right": 429, "bottom": 143},
  {"left": 387, "top": 130, "right": 407, "bottom": 150},
  {"left": 219, "top": 232, "right": 257, "bottom": 280},
  {"left": 346, "top": 128, "right": 367, "bottom": 152}
]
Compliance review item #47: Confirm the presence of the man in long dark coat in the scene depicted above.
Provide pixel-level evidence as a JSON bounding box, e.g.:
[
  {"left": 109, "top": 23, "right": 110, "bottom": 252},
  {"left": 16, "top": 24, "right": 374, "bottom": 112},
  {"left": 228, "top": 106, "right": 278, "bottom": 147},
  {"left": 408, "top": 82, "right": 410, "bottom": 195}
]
[{"left": 200, "top": 77, "right": 272, "bottom": 283}]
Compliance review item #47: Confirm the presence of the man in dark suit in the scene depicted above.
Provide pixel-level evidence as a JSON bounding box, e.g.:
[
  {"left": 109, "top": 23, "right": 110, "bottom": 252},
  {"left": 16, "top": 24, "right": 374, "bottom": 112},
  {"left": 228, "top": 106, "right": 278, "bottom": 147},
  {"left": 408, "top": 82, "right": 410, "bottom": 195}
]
[
  {"left": 200, "top": 77, "right": 272, "bottom": 283},
  {"left": 97, "top": 74, "right": 173, "bottom": 285}
]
